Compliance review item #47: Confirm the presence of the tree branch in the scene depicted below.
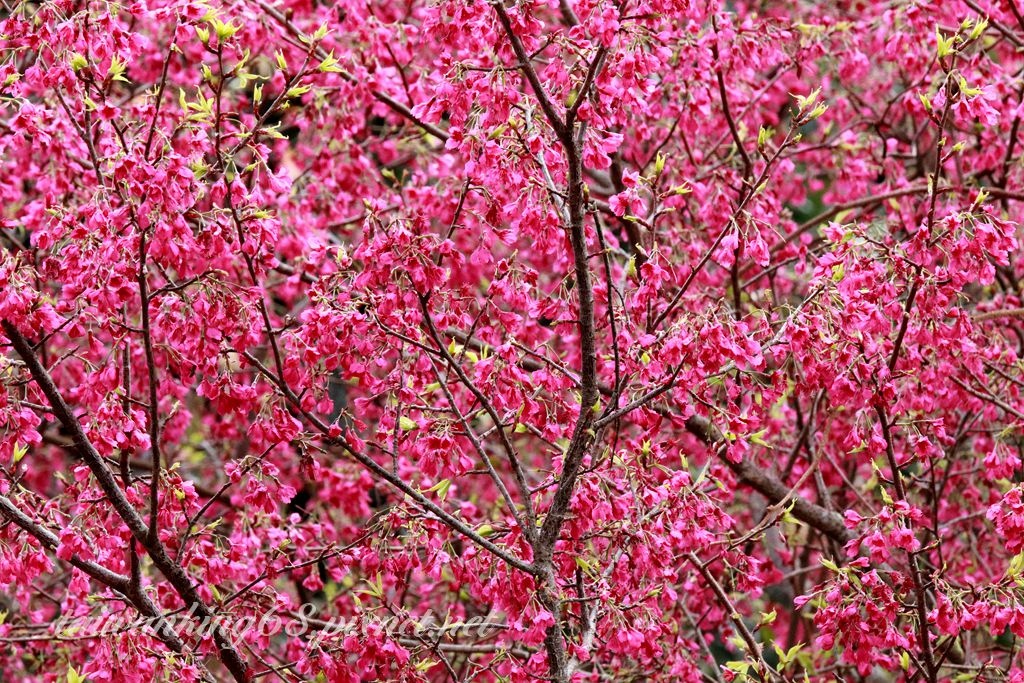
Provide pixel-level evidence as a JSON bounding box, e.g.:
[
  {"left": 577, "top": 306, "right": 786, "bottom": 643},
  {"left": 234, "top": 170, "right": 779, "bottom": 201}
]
[
  {"left": 683, "top": 415, "right": 854, "bottom": 545},
  {"left": 1, "top": 321, "right": 252, "bottom": 682}
]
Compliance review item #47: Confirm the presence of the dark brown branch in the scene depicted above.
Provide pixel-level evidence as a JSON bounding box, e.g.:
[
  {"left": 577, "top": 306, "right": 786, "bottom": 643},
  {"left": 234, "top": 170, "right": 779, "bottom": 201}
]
[
  {"left": 489, "top": 7, "right": 603, "bottom": 680},
  {"left": 490, "top": 1, "right": 568, "bottom": 142},
  {"left": 0, "top": 494, "right": 214, "bottom": 680},
  {"left": 1, "top": 321, "right": 252, "bottom": 683},
  {"left": 683, "top": 415, "right": 854, "bottom": 545},
  {"left": 137, "top": 230, "right": 164, "bottom": 545},
  {"left": 686, "top": 552, "right": 774, "bottom": 682},
  {"left": 709, "top": 22, "right": 753, "bottom": 183},
  {"left": 0, "top": 494, "right": 130, "bottom": 590}
]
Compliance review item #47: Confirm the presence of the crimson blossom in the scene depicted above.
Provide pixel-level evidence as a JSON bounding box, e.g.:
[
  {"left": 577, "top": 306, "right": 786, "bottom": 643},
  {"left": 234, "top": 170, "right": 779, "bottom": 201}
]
[{"left": 5, "top": 0, "right": 1024, "bottom": 681}]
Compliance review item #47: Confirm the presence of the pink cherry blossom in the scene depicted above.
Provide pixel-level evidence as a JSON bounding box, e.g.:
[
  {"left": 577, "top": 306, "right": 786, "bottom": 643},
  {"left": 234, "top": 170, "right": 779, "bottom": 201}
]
[{"left": 2, "top": 1, "right": 1024, "bottom": 682}]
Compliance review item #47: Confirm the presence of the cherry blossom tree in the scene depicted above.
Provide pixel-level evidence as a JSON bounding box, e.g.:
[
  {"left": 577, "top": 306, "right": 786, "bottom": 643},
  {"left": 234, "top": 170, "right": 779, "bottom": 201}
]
[{"left": 4, "top": 0, "right": 1024, "bottom": 681}]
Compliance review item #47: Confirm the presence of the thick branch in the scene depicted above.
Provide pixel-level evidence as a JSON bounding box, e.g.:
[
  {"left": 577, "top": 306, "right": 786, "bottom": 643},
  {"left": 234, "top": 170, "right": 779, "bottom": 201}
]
[
  {"left": 0, "top": 494, "right": 214, "bottom": 679},
  {"left": 684, "top": 415, "right": 854, "bottom": 545},
  {"left": 490, "top": 1, "right": 568, "bottom": 141},
  {"left": 0, "top": 494, "right": 130, "bottom": 590},
  {"left": 1, "top": 321, "right": 251, "bottom": 682}
]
